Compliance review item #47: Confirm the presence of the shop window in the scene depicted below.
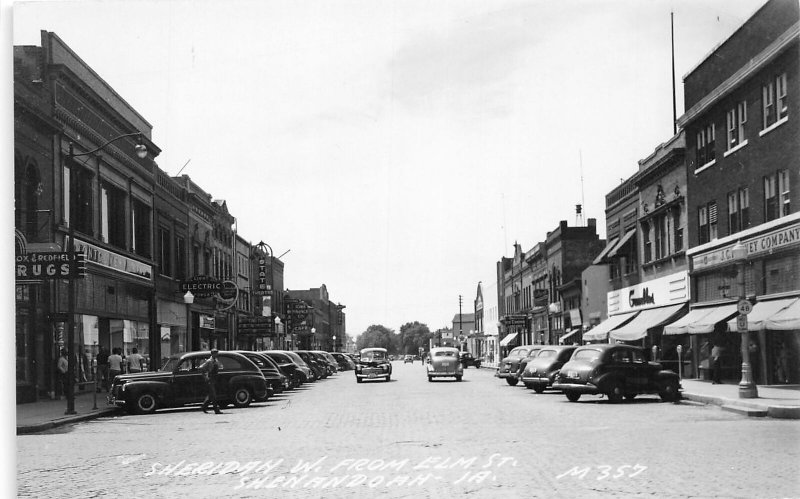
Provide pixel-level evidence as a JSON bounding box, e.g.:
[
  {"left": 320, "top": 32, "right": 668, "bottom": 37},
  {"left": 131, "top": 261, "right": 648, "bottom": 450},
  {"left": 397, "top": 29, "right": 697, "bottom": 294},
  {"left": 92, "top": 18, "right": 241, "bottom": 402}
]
[{"left": 132, "top": 199, "right": 151, "bottom": 258}]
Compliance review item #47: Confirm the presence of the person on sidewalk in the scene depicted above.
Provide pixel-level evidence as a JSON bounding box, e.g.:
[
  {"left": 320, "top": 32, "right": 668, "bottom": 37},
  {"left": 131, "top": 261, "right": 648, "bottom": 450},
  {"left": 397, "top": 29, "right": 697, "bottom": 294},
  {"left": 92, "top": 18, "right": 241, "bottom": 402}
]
[
  {"left": 96, "top": 347, "right": 110, "bottom": 392},
  {"left": 711, "top": 344, "right": 723, "bottom": 384},
  {"left": 108, "top": 348, "right": 124, "bottom": 385},
  {"left": 127, "top": 348, "right": 144, "bottom": 373},
  {"left": 199, "top": 349, "right": 223, "bottom": 414},
  {"left": 56, "top": 349, "right": 69, "bottom": 400}
]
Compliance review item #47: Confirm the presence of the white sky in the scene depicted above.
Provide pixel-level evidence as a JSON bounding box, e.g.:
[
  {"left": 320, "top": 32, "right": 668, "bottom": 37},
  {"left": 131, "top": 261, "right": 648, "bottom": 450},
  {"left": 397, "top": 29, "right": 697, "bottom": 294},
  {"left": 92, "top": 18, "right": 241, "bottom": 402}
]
[{"left": 5, "top": 0, "right": 769, "bottom": 337}]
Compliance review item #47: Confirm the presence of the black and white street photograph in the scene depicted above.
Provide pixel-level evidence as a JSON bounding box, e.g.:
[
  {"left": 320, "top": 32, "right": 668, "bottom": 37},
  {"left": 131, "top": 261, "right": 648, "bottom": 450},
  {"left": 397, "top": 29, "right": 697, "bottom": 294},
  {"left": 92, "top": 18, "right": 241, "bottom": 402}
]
[{"left": 5, "top": 0, "right": 800, "bottom": 497}]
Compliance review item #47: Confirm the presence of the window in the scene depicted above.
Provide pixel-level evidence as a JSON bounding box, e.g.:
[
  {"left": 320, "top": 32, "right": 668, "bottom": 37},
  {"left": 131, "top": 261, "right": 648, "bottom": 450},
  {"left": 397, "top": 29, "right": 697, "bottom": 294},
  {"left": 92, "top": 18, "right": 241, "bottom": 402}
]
[
  {"left": 642, "top": 222, "right": 652, "bottom": 263},
  {"left": 726, "top": 101, "right": 747, "bottom": 150},
  {"left": 763, "top": 73, "right": 788, "bottom": 130},
  {"left": 698, "top": 202, "right": 717, "bottom": 244},
  {"left": 176, "top": 237, "right": 186, "bottom": 280},
  {"left": 158, "top": 227, "right": 171, "bottom": 276},
  {"left": 193, "top": 244, "right": 200, "bottom": 276},
  {"left": 654, "top": 214, "right": 668, "bottom": 260},
  {"left": 728, "top": 187, "right": 750, "bottom": 234},
  {"left": 765, "top": 174, "right": 778, "bottom": 221},
  {"left": 696, "top": 123, "right": 716, "bottom": 167},
  {"left": 673, "top": 207, "right": 683, "bottom": 252},
  {"left": 779, "top": 170, "right": 791, "bottom": 217},
  {"left": 132, "top": 199, "right": 151, "bottom": 258},
  {"left": 101, "top": 183, "right": 126, "bottom": 248}
]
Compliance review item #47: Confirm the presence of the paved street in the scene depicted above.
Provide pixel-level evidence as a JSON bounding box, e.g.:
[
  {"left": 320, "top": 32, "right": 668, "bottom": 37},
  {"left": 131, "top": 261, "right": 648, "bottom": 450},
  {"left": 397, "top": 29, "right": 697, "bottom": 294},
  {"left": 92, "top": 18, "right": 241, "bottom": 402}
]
[{"left": 17, "top": 362, "right": 800, "bottom": 499}]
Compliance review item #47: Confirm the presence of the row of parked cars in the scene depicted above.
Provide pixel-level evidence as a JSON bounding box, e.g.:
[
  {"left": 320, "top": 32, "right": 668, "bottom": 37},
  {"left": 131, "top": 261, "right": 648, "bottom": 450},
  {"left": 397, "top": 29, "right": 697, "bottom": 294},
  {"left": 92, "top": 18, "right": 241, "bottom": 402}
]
[
  {"left": 496, "top": 343, "right": 681, "bottom": 403},
  {"left": 108, "top": 349, "right": 356, "bottom": 414}
]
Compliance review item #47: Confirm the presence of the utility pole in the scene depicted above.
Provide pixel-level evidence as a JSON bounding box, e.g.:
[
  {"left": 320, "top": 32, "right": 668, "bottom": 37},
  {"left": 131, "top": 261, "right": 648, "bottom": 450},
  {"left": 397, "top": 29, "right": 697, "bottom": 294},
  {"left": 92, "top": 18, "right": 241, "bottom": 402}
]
[{"left": 458, "top": 295, "right": 463, "bottom": 350}]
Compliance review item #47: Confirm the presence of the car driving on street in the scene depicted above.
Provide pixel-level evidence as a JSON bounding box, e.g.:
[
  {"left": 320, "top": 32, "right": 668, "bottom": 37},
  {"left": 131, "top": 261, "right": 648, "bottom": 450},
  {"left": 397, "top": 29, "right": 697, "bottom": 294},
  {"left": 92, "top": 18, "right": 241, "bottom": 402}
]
[
  {"left": 427, "top": 347, "right": 463, "bottom": 382},
  {"left": 355, "top": 347, "right": 392, "bottom": 382}
]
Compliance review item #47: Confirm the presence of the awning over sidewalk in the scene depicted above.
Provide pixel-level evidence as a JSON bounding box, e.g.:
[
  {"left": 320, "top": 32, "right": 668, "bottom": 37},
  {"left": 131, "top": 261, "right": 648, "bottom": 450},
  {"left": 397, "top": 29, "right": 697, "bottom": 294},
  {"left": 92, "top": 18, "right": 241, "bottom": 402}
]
[
  {"left": 726, "top": 298, "right": 800, "bottom": 332},
  {"left": 766, "top": 298, "right": 800, "bottom": 330},
  {"left": 582, "top": 311, "right": 638, "bottom": 342},
  {"left": 663, "top": 304, "right": 737, "bottom": 335},
  {"left": 500, "top": 332, "right": 518, "bottom": 346},
  {"left": 610, "top": 304, "right": 686, "bottom": 342},
  {"left": 592, "top": 237, "right": 619, "bottom": 264},
  {"left": 606, "top": 229, "right": 636, "bottom": 258},
  {"left": 559, "top": 328, "right": 580, "bottom": 344}
]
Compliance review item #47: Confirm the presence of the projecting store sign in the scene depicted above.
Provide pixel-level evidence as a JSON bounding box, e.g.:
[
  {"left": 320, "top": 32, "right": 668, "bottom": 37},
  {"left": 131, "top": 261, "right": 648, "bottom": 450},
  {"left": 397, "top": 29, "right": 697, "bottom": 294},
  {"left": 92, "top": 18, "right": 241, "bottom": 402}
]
[
  {"left": 15, "top": 251, "right": 86, "bottom": 282},
  {"left": 254, "top": 257, "right": 272, "bottom": 296},
  {"left": 238, "top": 316, "right": 275, "bottom": 336},
  {"left": 180, "top": 276, "right": 223, "bottom": 298}
]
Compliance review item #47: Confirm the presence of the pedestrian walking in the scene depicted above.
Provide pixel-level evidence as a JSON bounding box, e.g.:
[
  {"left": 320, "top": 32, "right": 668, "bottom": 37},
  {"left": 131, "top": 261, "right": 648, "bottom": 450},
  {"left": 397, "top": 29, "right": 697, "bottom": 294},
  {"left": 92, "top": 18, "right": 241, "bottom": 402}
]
[
  {"left": 711, "top": 344, "right": 723, "bottom": 384},
  {"left": 127, "top": 347, "right": 144, "bottom": 373},
  {"left": 56, "top": 349, "right": 69, "bottom": 399},
  {"left": 108, "top": 347, "right": 124, "bottom": 385},
  {"left": 96, "top": 346, "right": 110, "bottom": 392},
  {"left": 200, "top": 349, "right": 223, "bottom": 414}
]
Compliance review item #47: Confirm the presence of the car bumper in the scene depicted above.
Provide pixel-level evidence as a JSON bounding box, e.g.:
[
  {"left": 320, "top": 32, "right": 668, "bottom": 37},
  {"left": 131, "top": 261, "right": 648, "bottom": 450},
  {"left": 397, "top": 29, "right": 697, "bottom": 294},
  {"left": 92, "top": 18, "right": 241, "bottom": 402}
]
[
  {"left": 496, "top": 371, "right": 514, "bottom": 378},
  {"left": 521, "top": 375, "right": 550, "bottom": 384},
  {"left": 355, "top": 369, "right": 390, "bottom": 379},
  {"left": 551, "top": 382, "right": 599, "bottom": 394},
  {"left": 428, "top": 371, "right": 461, "bottom": 377}
]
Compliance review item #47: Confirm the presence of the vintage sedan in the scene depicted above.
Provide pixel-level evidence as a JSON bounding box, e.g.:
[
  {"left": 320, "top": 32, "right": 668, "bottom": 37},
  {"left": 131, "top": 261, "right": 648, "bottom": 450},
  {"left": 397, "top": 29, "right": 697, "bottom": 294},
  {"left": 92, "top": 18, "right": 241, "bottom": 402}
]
[
  {"left": 521, "top": 345, "right": 578, "bottom": 392},
  {"left": 355, "top": 347, "right": 392, "bottom": 382},
  {"left": 331, "top": 352, "right": 356, "bottom": 371},
  {"left": 234, "top": 350, "right": 287, "bottom": 396},
  {"left": 552, "top": 344, "right": 681, "bottom": 403},
  {"left": 403, "top": 355, "right": 414, "bottom": 364},
  {"left": 108, "top": 351, "right": 269, "bottom": 414},
  {"left": 262, "top": 350, "right": 313, "bottom": 385},
  {"left": 427, "top": 347, "right": 463, "bottom": 381},
  {"left": 496, "top": 345, "right": 541, "bottom": 386},
  {"left": 459, "top": 351, "right": 481, "bottom": 368}
]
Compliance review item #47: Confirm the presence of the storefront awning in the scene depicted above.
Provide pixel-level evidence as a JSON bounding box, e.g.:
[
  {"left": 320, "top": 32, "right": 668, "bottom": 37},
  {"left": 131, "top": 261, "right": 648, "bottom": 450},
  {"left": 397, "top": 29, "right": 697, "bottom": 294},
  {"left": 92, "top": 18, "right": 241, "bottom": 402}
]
[
  {"left": 726, "top": 297, "right": 800, "bottom": 332},
  {"left": 582, "top": 311, "right": 638, "bottom": 342},
  {"left": 609, "top": 304, "right": 686, "bottom": 342},
  {"left": 606, "top": 230, "right": 636, "bottom": 258},
  {"left": 662, "top": 304, "right": 737, "bottom": 335},
  {"left": 500, "top": 332, "right": 519, "bottom": 346},
  {"left": 592, "top": 238, "right": 619, "bottom": 264},
  {"left": 766, "top": 298, "right": 800, "bottom": 330},
  {"left": 559, "top": 328, "right": 581, "bottom": 344}
]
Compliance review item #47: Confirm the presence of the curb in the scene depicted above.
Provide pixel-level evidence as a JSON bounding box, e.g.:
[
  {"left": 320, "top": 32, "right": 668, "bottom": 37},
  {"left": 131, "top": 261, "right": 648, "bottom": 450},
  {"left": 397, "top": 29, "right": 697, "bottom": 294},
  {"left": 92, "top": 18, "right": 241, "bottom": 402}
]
[
  {"left": 680, "top": 392, "right": 800, "bottom": 419},
  {"left": 17, "top": 408, "right": 121, "bottom": 435}
]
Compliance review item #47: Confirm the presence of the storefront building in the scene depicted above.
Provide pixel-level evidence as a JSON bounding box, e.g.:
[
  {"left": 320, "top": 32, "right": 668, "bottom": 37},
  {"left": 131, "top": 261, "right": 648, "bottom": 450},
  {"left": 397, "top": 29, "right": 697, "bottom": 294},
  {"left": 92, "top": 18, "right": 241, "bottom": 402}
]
[{"left": 474, "top": 280, "right": 500, "bottom": 364}]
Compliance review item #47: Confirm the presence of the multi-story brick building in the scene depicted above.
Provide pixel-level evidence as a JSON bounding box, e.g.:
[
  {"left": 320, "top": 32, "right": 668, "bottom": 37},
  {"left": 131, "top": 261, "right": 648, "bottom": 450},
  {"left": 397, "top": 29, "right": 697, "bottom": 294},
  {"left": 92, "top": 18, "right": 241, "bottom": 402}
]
[{"left": 667, "top": 0, "right": 799, "bottom": 384}]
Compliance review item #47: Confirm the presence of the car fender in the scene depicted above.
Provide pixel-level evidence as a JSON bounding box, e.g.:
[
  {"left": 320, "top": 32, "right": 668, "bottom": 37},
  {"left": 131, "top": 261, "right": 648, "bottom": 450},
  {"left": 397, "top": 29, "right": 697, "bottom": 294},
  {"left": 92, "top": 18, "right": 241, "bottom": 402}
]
[
  {"left": 654, "top": 370, "right": 680, "bottom": 387},
  {"left": 592, "top": 372, "right": 622, "bottom": 391},
  {"left": 121, "top": 380, "right": 171, "bottom": 402},
  {"left": 227, "top": 374, "right": 266, "bottom": 392}
]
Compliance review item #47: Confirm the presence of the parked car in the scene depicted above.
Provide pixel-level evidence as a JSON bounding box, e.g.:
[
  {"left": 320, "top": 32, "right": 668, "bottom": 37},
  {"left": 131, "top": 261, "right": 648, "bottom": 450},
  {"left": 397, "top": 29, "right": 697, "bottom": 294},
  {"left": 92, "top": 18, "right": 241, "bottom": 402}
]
[
  {"left": 108, "top": 351, "right": 269, "bottom": 414},
  {"left": 265, "top": 350, "right": 314, "bottom": 384},
  {"left": 521, "top": 345, "right": 578, "bottom": 392},
  {"left": 552, "top": 344, "right": 682, "bottom": 403},
  {"left": 282, "top": 350, "right": 317, "bottom": 382},
  {"left": 331, "top": 352, "right": 355, "bottom": 371},
  {"left": 355, "top": 347, "right": 392, "bottom": 382},
  {"left": 312, "top": 350, "right": 339, "bottom": 374},
  {"left": 403, "top": 355, "right": 414, "bottom": 364},
  {"left": 459, "top": 351, "right": 481, "bottom": 368},
  {"left": 235, "top": 351, "right": 287, "bottom": 396},
  {"left": 427, "top": 347, "right": 463, "bottom": 381},
  {"left": 497, "top": 346, "right": 540, "bottom": 386},
  {"left": 296, "top": 350, "right": 328, "bottom": 379}
]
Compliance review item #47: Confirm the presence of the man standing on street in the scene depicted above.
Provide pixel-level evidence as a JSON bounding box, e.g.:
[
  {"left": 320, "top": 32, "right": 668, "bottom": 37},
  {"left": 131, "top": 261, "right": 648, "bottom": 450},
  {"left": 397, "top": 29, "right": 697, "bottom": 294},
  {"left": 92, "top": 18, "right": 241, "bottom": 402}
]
[
  {"left": 96, "top": 346, "right": 110, "bottom": 392},
  {"left": 711, "top": 344, "right": 723, "bottom": 384},
  {"left": 200, "top": 349, "right": 223, "bottom": 414}
]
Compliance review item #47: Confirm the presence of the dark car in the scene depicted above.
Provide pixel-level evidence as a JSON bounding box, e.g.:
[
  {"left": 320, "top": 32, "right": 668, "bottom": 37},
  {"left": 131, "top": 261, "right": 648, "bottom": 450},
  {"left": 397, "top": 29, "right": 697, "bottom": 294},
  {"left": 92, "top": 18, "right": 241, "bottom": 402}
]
[
  {"left": 459, "top": 351, "right": 481, "bottom": 369},
  {"left": 521, "top": 345, "right": 578, "bottom": 392},
  {"left": 296, "top": 350, "right": 328, "bottom": 379},
  {"left": 235, "top": 351, "right": 288, "bottom": 396},
  {"left": 552, "top": 344, "right": 681, "bottom": 403},
  {"left": 108, "top": 351, "right": 269, "bottom": 414},
  {"left": 312, "top": 350, "right": 339, "bottom": 374},
  {"left": 497, "top": 346, "right": 541, "bottom": 386},
  {"left": 403, "top": 355, "right": 414, "bottom": 364},
  {"left": 355, "top": 348, "right": 392, "bottom": 382},
  {"left": 331, "top": 352, "right": 355, "bottom": 371},
  {"left": 260, "top": 350, "right": 305, "bottom": 388}
]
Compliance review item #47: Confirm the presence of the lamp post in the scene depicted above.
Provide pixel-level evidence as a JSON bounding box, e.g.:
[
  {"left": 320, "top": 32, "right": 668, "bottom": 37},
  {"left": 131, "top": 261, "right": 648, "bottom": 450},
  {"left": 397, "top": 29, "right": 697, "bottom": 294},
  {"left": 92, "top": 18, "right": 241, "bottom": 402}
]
[
  {"left": 732, "top": 241, "right": 758, "bottom": 398},
  {"left": 274, "top": 316, "right": 282, "bottom": 351},
  {"left": 63, "top": 132, "right": 147, "bottom": 415},
  {"left": 184, "top": 291, "right": 194, "bottom": 355},
  {"left": 332, "top": 335, "right": 337, "bottom": 352},
  {"left": 311, "top": 327, "right": 316, "bottom": 350}
]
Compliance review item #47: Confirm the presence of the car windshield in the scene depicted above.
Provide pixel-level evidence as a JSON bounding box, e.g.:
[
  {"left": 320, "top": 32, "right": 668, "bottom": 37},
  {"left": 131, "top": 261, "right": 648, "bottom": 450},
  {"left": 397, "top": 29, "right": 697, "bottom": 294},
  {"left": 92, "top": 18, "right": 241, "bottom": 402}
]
[
  {"left": 434, "top": 351, "right": 457, "bottom": 357},
  {"left": 573, "top": 349, "right": 602, "bottom": 361},
  {"left": 537, "top": 350, "right": 557, "bottom": 359},
  {"left": 361, "top": 351, "right": 386, "bottom": 361}
]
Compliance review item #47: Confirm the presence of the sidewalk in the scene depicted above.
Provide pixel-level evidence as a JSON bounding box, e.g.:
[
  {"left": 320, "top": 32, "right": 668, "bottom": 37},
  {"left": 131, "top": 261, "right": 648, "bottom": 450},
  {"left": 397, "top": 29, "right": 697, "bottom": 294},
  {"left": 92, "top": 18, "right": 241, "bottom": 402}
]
[
  {"left": 679, "top": 379, "right": 800, "bottom": 419},
  {"left": 16, "top": 389, "right": 122, "bottom": 435}
]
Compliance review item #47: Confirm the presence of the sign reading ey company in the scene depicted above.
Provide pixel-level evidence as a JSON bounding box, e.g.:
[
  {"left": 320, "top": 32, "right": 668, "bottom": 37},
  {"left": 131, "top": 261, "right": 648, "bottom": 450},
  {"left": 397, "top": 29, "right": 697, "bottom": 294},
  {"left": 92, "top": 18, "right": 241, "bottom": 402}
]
[
  {"left": 15, "top": 251, "right": 86, "bottom": 282},
  {"left": 692, "top": 222, "right": 800, "bottom": 271},
  {"left": 71, "top": 237, "right": 152, "bottom": 281},
  {"left": 608, "top": 270, "right": 689, "bottom": 315},
  {"left": 180, "top": 276, "right": 223, "bottom": 298}
]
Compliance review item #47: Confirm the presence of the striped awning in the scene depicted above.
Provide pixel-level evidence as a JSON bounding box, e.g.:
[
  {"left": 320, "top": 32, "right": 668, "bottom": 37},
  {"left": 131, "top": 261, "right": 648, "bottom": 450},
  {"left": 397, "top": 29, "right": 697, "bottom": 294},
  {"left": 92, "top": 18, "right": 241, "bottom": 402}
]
[
  {"left": 609, "top": 304, "right": 686, "bottom": 342},
  {"left": 727, "top": 298, "right": 800, "bottom": 332},
  {"left": 582, "top": 311, "right": 638, "bottom": 342},
  {"left": 663, "top": 304, "right": 737, "bottom": 335}
]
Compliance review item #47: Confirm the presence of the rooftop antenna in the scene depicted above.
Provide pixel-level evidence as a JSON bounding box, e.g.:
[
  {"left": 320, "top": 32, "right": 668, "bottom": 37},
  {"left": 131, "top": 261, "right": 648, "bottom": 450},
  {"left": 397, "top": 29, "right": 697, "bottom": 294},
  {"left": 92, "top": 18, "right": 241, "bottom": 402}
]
[
  {"left": 176, "top": 159, "right": 192, "bottom": 176},
  {"left": 576, "top": 150, "right": 586, "bottom": 226},
  {"left": 502, "top": 193, "right": 509, "bottom": 257}
]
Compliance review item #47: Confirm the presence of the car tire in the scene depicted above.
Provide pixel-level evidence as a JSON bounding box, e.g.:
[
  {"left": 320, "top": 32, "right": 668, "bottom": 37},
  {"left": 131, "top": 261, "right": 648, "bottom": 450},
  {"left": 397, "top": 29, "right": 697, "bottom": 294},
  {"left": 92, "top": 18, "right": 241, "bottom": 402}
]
[
  {"left": 565, "top": 391, "right": 581, "bottom": 402},
  {"left": 428, "top": 376, "right": 432, "bottom": 382},
  {"left": 356, "top": 377, "right": 363, "bottom": 383},
  {"left": 386, "top": 374, "right": 391, "bottom": 382},
  {"left": 606, "top": 382, "right": 624, "bottom": 403},
  {"left": 625, "top": 393, "right": 637, "bottom": 400},
  {"left": 456, "top": 375, "right": 462, "bottom": 382},
  {"left": 659, "top": 380, "right": 680, "bottom": 402},
  {"left": 132, "top": 392, "right": 157, "bottom": 415},
  {"left": 506, "top": 377, "right": 518, "bottom": 386},
  {"left": 533, "top": 385, "right": 545, "bottom": 394},
  {"left": 232, "top": 386, "right": 253, "bottom": 408},
  {"left": 475, "top": 363, "right": 481, "bottom": 369}
]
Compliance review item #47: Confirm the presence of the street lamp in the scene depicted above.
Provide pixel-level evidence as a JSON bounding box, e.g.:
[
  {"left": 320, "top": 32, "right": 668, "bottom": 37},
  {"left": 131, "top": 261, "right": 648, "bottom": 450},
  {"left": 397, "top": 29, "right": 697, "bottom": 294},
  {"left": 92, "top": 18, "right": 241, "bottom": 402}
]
[
  {"left": 332, "top": 335, "right": 337, "bottom": 352},
  {"left": 311, "top": 327, "right": 316, "bottom": 350},
  {"left": 184, "top": 290, "right": 194, "bottom": 355},
  {"left": 62, "top": 131, "right": 148, "bottom": 415},
  {"left": 732, "top": 241, "right": 758, "bottom": 398}
]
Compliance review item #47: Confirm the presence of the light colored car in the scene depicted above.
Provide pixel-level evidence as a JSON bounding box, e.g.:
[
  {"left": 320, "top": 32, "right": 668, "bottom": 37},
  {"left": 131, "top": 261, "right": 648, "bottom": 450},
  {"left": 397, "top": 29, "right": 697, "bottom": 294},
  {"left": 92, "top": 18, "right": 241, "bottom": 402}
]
[
  {"left": 355, "top": 347, "right": 392, "bottom": 382},
  {"left": 426, "top": 347, "right": 463, "bottom": 382}
]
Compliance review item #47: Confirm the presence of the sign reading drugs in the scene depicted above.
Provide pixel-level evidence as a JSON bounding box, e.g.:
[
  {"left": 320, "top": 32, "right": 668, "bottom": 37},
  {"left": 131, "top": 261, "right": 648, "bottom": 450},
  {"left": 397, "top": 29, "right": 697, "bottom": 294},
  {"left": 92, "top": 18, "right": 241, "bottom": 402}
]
[{"left": 15, "top": 251, "right": 86, "bottom": 282}]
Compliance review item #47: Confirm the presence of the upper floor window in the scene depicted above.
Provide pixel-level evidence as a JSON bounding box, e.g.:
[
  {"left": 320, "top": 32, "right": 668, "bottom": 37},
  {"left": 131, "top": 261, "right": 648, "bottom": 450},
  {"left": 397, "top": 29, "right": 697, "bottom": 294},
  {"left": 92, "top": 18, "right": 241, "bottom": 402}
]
[
  {"left": 176, "top": 236, "right": 186, "bottom": 280},
  {"left": 131, "top": 199, "right": 151, "bottom": 258},
  {"left": 158, "top": 227, "right": 171, "bottom": 276},
  {"left": 765, "top": 170, "right": 791, "bottom": 221},
  {"left": 763, "top": 73, "right": 788, "bottom": 130},
  {"left": 698, "top": 201, "right": 718, "bottom": 245},
  {"left": 728, "top": 187, "right": 750, "bottom": 234},
  {"left": 696, "top": 123, "right": 716, "bottom": 168},
  {"left": 101, "top": 183, "right": 126, "bottom": 248},
  {"left": 726, "top": 101, "right": 747, "bottom": 151}
]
